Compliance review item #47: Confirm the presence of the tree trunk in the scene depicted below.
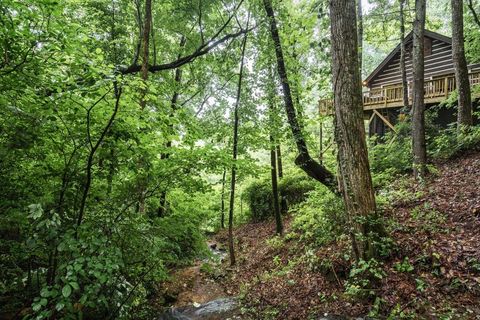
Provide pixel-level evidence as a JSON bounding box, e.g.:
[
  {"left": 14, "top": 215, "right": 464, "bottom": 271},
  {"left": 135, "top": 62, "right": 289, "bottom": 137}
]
[
  {"left": 276, "top": 144, "right": 288, "bottom": 214},
  {"left": 267, "top": 76, "right": 283, "bottom": 235},
  {"left": 220, "top": 168, "right": 226, "bottom": 229},
  {"left": 77, "top": 85, "right": 122, "bottom": 229},
  {"left": 400, "top": 0, "right": 409, "bottom": 110},
  {"left": 137, "top": 0, "right": 152, "bottom": 214},
  {"left": 263, "top": 0, "right": 337, "bottom": 193},
  {"left": 412, "top": 0, "right": 427, "bottom": 180},
  {"left": 452, "top": 0, "right": 473, "bottom": 128},
  {"left": 140, "top": 0, "right": 152, "bottom": 110},
  {"left": 329, "top": 0, "right": 379, "bottom": 261},
  {"left": 357, "top": 0, "right": 363, "bottom": 75},
  {"left": 270, "top": 133, "right": 283, "bottom": 235},
  {"left": 228, "top": 13, "right": 249, "bottom": 266}
]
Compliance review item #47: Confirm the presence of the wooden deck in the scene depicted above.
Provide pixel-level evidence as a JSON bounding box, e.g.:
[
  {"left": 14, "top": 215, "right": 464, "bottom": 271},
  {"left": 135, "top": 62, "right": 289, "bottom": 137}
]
[{"left": 319, "top": 71, "right": 480, "bottom": 115}]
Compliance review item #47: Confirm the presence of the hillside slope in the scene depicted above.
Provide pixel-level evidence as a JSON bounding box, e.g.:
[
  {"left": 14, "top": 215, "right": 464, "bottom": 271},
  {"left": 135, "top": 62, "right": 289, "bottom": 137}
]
[{"left": 215, "top": 150, "right": 480, "bottom": 319}]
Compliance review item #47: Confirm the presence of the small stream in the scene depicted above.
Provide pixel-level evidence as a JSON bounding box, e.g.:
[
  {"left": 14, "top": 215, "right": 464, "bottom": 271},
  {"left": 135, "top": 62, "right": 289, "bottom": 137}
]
[
  {"left": 157, "top": 242, "right": 361, "bottom": 320},
  {"left": 157, "top": 242, "right": 238, "bottom": 320},
  {"left": 157, "top": 297, "right": 239, "bottom": 320}
]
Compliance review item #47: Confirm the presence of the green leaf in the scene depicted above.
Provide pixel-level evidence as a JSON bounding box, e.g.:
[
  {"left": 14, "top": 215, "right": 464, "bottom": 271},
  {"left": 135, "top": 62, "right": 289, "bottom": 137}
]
[
  {"left": 70, "top": 281, "right": 80, "bottom": 290},
  {"left": 62, "top": 284, "right": 72, "bottom": 298},
  {"left": 40, "top": 287, "right": 50, "bottom": 298},
  {"left": 40, "top": 298, "right": 48, "bottom": 306},
  {"left": 55, "top": 302, "right": 65, "bottom": 311}
]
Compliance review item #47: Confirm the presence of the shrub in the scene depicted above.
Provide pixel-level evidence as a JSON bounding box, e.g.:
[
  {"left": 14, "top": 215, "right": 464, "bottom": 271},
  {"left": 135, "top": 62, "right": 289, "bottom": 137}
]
[
  {"left": 344, "top": 259, "right": 386, "bottom": 300},
  {"left": 244, "top": 173, "right": 317, "bottom": 221},
  {"left": 369, "top": 120, "right": 412, "bottom": 187},
  {"left": 291, "top": 186, "right": 344, "bottom": 246}
]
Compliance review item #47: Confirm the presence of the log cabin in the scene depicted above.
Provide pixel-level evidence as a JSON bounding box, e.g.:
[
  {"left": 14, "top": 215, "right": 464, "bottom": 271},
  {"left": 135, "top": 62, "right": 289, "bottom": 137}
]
[{"left": 319, "top": 30, "right": 480, "bottom": 136}]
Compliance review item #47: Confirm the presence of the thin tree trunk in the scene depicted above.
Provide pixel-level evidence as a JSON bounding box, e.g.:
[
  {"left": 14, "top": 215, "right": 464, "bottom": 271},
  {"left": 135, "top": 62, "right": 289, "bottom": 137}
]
[
  {"left": 77, "top": 85, "right": 122, "bottom": 229},
  {"left": 412, "top": 0, "right": 427, "bottom": 180},
  {"left": 228, "top": 13, "right": 250, "bottom": 266},
  {"left": 319, "top": 121, "right": 323, "bottom": 164},
  {"left": 452, "top": 0, "right": 473, "bottom": 128},
  {"left": 263, "top": 0, "right": 337, "bottom": 193},
  {"left": 220, "top": 168, "right": 226, "bottom": 229},
  {"left": 276, "top": 144, "right": 288, "bottom": 214},
  {"left": 270, "top": 133, "right": 282, "bottom": 235},
  {"left": 138, "top": 0, "right": 152, "bottom": 214},
  {"left": 330, "top": 0, "right": 379, "bottom": 261},
  {"left": 400, "top": 0, "right": 409, "bottom": 110},
  {"left": 357, "top": 0, "right": 363, "bottom": 75},
  {"left": 267, "top": 71, "right": 283, "bottom": 235},
  {"left": 140, "top": 0, "right": 152, "bottom": 110}
]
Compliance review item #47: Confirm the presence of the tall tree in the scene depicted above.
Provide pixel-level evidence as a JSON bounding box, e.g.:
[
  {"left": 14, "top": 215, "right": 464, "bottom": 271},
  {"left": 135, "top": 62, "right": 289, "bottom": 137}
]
[
  {"left": 137, "top": 0, "right": 152, "bottom": 214},
  {"left": 267, "top": 69, "right": 283, "bottom": 235},
  {"left": 357, "top": 0, "right": 363, "bottom": 74},
  {"left": 263, "top": 0, "right": 337, "bottom": 194},
  {"left": 329, "top": 0, "right": 379, "bottom": 261},
  {"left": 412, "top": 0, "right": 427, "bottom": 179},
  {"left": 400, "top": 0, "right": 409, "bottom": 110},
  {"left": 452, "top": 0, "right": 473, "bottom": 128},
  {"left": 228, "top": 12, "right": 250, "bottom": 266},
  {"left": 140, "top": 0, "right": 152, "bottom": 109}
]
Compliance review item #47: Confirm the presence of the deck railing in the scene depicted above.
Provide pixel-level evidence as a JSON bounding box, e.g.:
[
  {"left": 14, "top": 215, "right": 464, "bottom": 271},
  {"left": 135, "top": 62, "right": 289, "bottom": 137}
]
[{"left": 320, "top": 71, "right": 480, "bottom": 115}]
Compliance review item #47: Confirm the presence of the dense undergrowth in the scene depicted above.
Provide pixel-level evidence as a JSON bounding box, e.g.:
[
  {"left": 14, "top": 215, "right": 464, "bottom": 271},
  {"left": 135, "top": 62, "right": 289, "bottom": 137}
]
[{"left": 214, "top": 120, "right": 480, "bottom": 319}]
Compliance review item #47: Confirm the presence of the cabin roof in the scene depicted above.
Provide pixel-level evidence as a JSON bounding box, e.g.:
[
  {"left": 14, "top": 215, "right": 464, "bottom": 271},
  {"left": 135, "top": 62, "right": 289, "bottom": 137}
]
[{"left": 363, "top": 30, "right": 452, "bottom": 86}]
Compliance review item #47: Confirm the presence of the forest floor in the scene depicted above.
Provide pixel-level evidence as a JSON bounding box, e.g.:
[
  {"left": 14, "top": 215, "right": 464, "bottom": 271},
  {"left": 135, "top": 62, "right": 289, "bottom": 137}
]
[{"left": 212, "top": 149, "right": 480, "bottom": 319}]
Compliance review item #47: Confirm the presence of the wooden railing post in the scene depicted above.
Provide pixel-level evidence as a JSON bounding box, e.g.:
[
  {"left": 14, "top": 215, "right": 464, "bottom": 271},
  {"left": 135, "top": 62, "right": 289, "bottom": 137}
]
[
  {"left": 444, "top": 76, "right": 449, "bottom": 98},
  {"left": 384, "top": 87, "right": 387, "bottom": 107}
]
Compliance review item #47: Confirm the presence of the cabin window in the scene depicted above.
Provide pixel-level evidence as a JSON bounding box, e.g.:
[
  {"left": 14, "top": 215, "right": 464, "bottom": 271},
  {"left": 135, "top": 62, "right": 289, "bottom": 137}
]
[{"left": 424, "top": 38, "right": 432, "bottom": 56}]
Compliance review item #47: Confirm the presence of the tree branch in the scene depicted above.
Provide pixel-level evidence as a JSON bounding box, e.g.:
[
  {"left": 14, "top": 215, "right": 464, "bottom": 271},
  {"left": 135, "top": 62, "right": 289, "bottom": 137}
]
[{"left": 468, "top": 0, "right": 480, "bottom": 28}]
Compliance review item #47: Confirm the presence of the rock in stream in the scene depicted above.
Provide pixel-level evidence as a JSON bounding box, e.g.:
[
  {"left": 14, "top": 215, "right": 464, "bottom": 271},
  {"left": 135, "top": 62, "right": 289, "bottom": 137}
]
[{"left": 158, "top": 297, "right": 239, "bottom": 320}]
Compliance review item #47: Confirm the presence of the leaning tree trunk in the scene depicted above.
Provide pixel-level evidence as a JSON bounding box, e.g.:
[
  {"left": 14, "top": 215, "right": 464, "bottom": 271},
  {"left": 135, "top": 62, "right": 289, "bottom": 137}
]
[
  {"left": 263, "top": 0, "right": 337, "bottom": 193},
  {"left": 452, "top": 0, "right": 473, "bottom": 129},
  {"left": 329, "top": 0, "right": 379, "bottom": 261},
  {"left": 227, "top": 13, "right": 250, "bottom": 266},
  {"left": 400, "top": 0, "right": 409, "bottom": 110},
  {"left": 412, "top": 0, "right": 427, "bottom": 180}
]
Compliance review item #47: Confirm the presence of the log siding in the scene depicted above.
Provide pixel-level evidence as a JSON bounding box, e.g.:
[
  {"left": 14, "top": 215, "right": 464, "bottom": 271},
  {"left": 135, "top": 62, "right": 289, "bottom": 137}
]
[{"left": 368, "top": 36, "right": 454, "bottom": 89}]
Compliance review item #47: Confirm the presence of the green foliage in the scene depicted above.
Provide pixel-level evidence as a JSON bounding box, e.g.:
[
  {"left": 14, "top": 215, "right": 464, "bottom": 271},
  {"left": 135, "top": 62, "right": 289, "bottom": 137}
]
[
  {"left": 244, "top": 173, "right": 316, "bottom": 221},
  {"left": 369, "top": 120, "right": 412, "bottom": 187},
  {"left": 429, "top": 125, "right": 480, "bottom": 159},
  {"left": 394, "top": 258, "right": 414, "bottom": 273},
  {"left": 344, "top": 259, "right": 386, "bottom": 300},
  {"left": 266, "top": 236, "right": 285, "bottom": 250},
  {"left": 410, "top": 203, "right": 447, "bottom": 233},
  {"left": 291, "top": 186, "right": 344, "bottom": 246},
  {"left": 370, "top": 112, "right": 480, "bottom": 187}
]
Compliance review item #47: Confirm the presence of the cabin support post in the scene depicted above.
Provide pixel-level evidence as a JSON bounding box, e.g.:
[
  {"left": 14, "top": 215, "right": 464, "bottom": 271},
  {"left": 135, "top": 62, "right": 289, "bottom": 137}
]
[{"left": 373, "top": 109, "right": 397, "bottom": 133}]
